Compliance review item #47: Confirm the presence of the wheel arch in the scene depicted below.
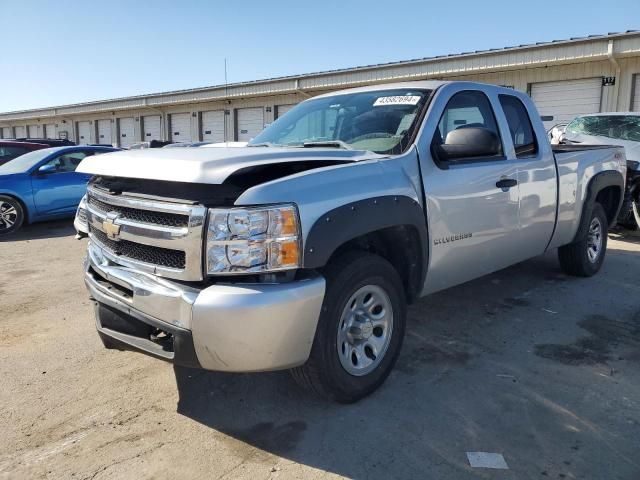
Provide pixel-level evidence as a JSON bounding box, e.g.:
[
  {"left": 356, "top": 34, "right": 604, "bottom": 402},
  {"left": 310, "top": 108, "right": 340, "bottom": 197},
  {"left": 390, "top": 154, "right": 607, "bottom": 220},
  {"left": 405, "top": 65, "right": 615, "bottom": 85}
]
[
  {"left": 0, "top": 191, "right": 30, "bottom": 224},
  {"left": 574, "top": 170, "right": 624, "bottom": 241},
  {"left": 303, "top": 195, "right": 428, "bottom": 303}
]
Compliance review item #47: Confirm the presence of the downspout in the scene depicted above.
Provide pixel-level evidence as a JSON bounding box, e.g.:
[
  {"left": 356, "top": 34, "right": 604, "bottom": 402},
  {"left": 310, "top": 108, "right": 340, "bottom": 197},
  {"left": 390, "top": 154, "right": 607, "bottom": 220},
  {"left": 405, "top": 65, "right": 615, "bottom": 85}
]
[
  {"left": 607, "top": 39, "right": 621, "bottom": 112},
  {"left": 295, "top": 79, "right": 311, "bottom": 99}
]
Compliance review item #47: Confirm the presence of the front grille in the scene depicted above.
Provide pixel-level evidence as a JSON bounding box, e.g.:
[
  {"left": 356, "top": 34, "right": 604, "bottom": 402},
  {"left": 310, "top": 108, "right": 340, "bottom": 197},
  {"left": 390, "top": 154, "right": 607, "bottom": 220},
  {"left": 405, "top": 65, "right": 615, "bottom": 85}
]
[
  {"left": 91, "top": 227, "right": 186, "bottom": 270},
  {"left": 88, "top": 195, "right": 189, "bottom": 228}
]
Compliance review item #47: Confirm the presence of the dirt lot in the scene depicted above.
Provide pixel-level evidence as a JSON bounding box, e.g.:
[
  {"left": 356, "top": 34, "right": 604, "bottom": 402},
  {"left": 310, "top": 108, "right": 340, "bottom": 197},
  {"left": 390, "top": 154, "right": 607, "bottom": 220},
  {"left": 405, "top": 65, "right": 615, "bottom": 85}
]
[{"left": 1, "top": 220, "right": 639, "bottom": 480}]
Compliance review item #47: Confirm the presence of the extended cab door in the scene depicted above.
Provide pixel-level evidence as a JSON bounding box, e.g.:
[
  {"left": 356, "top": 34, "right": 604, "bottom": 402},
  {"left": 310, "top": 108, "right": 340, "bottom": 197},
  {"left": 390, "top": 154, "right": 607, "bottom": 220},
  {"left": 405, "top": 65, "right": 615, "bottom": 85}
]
[
  {"left": 497, "top": 94, "right": 557, "bottom": 257},
  {"left": 31, "top": 150, "right": 95, "bottom": 216},
  {"left": 417, "top": 85, "right": 521, "bottom": 294}
]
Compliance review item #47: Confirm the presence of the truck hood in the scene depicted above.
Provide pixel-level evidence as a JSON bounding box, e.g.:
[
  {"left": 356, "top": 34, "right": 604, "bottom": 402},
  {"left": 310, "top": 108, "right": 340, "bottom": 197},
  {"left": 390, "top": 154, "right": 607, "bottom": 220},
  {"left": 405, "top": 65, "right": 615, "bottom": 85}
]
[{"left": 77, "top": 147, "right": 383, "bottom": 184}]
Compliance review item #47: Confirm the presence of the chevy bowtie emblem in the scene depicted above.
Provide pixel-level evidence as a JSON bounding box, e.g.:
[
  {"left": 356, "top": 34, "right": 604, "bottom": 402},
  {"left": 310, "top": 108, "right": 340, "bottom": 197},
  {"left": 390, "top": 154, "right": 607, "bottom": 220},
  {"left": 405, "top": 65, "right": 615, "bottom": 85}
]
[{"left": 102, "top": 212, "right": 121, "bottom": 240}]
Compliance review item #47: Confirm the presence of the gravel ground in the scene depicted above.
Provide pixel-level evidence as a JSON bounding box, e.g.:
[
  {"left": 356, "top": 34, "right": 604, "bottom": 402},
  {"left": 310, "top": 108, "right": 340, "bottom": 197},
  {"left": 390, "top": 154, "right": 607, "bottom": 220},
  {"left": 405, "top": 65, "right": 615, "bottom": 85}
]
[{"left": 1, "top": 220, "right": 639, "bottom": 480}]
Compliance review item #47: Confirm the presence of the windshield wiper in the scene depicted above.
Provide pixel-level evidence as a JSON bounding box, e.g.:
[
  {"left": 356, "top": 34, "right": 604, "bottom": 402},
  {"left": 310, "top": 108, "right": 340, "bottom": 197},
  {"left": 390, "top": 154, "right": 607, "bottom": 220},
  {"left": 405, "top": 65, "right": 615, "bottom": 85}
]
[{"left": 303, "top": 141, "right": 352, "bottom": 150}]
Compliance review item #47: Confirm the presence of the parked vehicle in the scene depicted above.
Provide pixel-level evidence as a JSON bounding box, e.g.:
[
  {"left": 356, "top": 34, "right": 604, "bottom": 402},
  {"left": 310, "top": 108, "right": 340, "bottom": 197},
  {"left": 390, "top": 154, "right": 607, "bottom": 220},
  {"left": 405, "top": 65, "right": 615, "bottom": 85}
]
[
  {"left": 0, "top": 146, "right": 119, "bottom": 235},
  {"left": 129, "top": 140, "right": 174, "bottom": 149},
  {"left": 562, "top": 113, "right": 640, "bottom": 229},
  {"left": 200, "top": 141, "right": 248, "bottom": 148},
  {"left": 0, "top": 140, "right": 49, "bottom": 166},
  {"left": 77, "top": 81, "right": 626, "bottom": 402},
  {"left": 14, "top": 138, "right": 76, "bottom": 147}
]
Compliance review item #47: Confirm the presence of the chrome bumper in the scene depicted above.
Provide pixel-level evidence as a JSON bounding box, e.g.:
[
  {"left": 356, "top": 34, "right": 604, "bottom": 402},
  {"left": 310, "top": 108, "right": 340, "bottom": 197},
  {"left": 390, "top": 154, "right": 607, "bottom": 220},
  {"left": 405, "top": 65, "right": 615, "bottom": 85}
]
[{"left": 85, "top": 243, "right": 326, "bottom": 372}]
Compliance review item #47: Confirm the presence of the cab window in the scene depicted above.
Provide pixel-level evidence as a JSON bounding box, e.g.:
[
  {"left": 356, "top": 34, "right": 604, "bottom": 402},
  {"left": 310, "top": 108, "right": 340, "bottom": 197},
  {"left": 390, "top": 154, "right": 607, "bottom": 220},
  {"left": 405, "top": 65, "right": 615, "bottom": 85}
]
[{"left": 499, "top": 95, "right": 538, "bottom": 158}]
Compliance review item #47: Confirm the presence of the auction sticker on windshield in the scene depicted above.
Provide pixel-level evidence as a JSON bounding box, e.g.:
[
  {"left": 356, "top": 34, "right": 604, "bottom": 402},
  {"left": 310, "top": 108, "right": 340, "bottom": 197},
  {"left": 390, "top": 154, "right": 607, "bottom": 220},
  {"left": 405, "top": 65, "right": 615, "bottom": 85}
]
[{"left": 373, "top": 95, "right": 421, "bottom": 106}]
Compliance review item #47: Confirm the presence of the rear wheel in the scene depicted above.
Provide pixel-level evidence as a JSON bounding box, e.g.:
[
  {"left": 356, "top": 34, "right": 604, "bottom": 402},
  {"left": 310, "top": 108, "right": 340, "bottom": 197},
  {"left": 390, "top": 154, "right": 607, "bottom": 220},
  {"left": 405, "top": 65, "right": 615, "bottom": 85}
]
[
  {"left": 558, "top": 203, "right": 608, "bottom": 277},
  {"left": 0, "top": 196, "right": 24, "bottom": 236},
  {"left": 291, "top": 251, "right": 406, "bottom": 403}
]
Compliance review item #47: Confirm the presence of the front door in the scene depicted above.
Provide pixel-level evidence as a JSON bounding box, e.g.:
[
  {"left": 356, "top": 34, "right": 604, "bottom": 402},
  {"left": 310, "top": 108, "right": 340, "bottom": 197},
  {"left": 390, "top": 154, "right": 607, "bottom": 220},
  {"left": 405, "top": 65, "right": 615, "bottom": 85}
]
[
  {"left": 32, "top": 150, "right": 94, "bottom": 216},
  {"left": 418, "top": 87, "right": 521, "bottom": 294}
]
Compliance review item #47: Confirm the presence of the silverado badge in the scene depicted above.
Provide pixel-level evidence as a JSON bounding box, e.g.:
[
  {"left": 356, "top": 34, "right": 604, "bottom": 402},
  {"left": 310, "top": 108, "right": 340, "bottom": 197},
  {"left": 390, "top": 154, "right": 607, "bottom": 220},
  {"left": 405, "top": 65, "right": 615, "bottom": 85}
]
[{"left": 102, "top": 213, "right": 121, "bottom": 240}]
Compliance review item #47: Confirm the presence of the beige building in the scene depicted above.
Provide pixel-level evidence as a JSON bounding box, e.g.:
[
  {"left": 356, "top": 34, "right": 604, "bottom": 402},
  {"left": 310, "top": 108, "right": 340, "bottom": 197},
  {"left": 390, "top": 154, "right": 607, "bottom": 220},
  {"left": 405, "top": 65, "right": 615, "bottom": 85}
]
[{"left": 1, "top": 30, "right": 639, "bottom": 145}]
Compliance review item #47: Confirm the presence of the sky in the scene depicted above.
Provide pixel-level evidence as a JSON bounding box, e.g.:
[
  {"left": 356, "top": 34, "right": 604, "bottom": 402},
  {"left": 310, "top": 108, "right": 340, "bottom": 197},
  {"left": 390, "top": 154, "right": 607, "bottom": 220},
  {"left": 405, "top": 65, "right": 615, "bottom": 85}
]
[{"left": 0, "top": 0, "right": 638, "bottom": 113}]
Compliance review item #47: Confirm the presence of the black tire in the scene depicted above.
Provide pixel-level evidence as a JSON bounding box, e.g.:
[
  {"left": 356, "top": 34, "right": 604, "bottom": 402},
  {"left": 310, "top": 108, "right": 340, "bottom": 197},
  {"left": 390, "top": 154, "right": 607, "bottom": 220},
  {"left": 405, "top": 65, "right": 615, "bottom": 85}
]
[
  {"left": 0, "top": 195, "right": 24, "bottom": 236},
  {"left": 291, "top": 251, "right": 406, "bottom": 403},
  {"left": 558, "top": 203, "right": 608, "bottom": 277}
]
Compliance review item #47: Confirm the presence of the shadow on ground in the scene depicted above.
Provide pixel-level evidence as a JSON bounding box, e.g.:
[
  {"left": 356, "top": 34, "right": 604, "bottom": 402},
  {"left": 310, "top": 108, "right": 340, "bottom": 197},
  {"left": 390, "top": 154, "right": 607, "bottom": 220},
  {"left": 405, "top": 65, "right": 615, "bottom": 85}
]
[
  {"left": 175, "top": 246, "right": 640, "bottom": 479},
  {"left": 0, "top": 219, "right": 76, "bottom": 242}
]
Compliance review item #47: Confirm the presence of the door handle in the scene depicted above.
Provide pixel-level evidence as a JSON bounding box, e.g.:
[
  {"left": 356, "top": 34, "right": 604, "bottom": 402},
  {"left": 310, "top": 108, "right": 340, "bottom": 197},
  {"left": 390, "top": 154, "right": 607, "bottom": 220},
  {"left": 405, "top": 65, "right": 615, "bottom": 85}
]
[{"left": 496, "top": 178, "right": 518, "bottom": 189}]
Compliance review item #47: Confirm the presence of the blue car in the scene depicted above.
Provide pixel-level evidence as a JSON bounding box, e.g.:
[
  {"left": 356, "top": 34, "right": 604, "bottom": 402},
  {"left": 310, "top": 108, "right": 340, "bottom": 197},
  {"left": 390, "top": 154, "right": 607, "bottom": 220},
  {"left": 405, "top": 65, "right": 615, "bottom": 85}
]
[{"left": 0, "top": 146, "right": 119, "bottom": 235}]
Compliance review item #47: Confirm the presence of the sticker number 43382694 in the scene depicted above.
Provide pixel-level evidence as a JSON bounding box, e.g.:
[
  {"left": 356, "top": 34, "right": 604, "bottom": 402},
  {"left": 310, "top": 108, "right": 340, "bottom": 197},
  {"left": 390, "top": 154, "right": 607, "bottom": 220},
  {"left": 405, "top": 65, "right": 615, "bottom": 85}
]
[{"left": 373, "top": 95, "right": 421, "bottom": 106}]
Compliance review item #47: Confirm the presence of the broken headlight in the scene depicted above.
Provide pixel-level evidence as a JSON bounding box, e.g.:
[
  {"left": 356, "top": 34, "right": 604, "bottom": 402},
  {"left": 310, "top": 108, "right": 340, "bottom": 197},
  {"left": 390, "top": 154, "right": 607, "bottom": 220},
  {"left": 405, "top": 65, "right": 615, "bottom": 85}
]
[{"left": 206, "top": 204, "right": 301, "bottom": 275}]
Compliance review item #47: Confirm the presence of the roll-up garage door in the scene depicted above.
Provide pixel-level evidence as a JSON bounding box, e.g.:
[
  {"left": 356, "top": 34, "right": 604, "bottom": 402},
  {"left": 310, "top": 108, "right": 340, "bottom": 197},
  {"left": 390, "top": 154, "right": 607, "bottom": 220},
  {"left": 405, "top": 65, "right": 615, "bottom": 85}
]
[
  {"left": 276, "top": 104, "right": 296, "bottom": 119},
  {"left": 44, "top": 124, "right": 56, "bottom": 138},
  {"left": 28, "top": 125, "right": 39, "bottom": 138},
  {"left": 118, "top": 117, "right": 135, "bottom": 148},
  {"left": 236, "top": 107, "right": 264, "bottom": 142},
  {"left": 77, "top": 121, "right": 91, "bottom": 144},
  {"left": 531, "top": 78, "right": 602, "bottom": 129},
  {"left": 142, "top": 115, "right": 161, "bottom": 141},
  {"left": 201, "top": 110, "right": 225, "bottom": 142},
  {"left": 97, "top": 119, "right": 112, "bottom": 145},
  {"left": 1, "top": 127, "right": 12, "bottom": 139},
  {"left": 170, "top": 113, "right": 192, "bottom": 143},
  {"left": 14, "top": 126, "right": 26, "bottom": 138},
  {"left": 632, "top": 75, "right": 640, "bottom": 111}
]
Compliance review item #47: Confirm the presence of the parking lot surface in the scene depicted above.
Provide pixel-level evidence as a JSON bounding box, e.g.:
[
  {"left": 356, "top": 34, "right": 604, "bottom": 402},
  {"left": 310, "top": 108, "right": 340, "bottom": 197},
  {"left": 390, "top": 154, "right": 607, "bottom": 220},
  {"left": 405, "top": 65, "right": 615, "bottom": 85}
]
[{"left": 1, "top": 220, "right": 639, "bottom": 480}]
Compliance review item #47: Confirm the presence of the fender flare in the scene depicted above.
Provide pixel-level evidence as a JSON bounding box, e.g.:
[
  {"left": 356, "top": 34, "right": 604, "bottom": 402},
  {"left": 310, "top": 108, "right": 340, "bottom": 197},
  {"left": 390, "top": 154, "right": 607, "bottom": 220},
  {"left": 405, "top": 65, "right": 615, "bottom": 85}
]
[
  {"left": 302, "top": 195, "right": 428, "bottom": 291},
  {"left": 573, "top": 170, "right": 624, "bottom": 242}
]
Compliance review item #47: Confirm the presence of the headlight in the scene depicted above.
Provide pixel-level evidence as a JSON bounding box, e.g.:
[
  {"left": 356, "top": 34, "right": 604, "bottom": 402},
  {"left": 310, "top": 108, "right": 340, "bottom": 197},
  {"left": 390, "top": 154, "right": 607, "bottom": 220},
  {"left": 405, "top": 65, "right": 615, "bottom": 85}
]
[{"left": 206, "top": 204, "right": 301, "bottom": 274}]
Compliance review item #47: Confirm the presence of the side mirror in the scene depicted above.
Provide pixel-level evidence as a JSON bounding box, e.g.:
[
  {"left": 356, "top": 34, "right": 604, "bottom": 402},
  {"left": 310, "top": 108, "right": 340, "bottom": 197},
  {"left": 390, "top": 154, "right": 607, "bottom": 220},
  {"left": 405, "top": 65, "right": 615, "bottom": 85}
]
[
  {"left": 37, "top": 164, "right": 57, "bottom": 174},
  {"left": 434, "top": 127, "right": 501, "bottom": 162}
]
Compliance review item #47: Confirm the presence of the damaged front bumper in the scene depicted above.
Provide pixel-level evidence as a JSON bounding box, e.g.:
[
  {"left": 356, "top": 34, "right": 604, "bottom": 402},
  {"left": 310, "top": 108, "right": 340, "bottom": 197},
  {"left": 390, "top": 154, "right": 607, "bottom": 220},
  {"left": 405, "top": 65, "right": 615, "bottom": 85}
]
[{"left": 85, "top": 243, "right": 326, "bottom": 372}]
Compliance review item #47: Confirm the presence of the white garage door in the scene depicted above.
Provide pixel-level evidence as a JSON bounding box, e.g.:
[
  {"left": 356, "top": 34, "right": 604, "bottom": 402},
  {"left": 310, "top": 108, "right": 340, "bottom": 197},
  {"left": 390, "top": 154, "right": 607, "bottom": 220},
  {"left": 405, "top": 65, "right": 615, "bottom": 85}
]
[
  {"left": 142, "top": 115, "right": 161, "bottom": 141},
  {"left": 633, "top": 75, "right": 640, "bottom": 111},
  {"left": 1, "top": 127, "right": 12, "bottom": 139},
  {"left": 118, "top": 117, "right": 135, "bottom": 148},
  {"left": 28, "top": 125, "right": 40, "bottom": 138},
  {"left": 14, "top": 126, "right": 26, "bottom": 138},
  {"left": 97, "top": 119, "right": 112, "bottom": 145},
  {"left": 44, "top": 124, "right": 56, "bottom": 138},
  {"left": 531, "top": 78, "right": 602, "bottom": 129},
  {"left": 170, "top": 113, "right": 192, "bottom": 143},
  {"left": 236, "top": 107, "right": 264, "bottom": 141},
  {"left": 276, "top": 104, "right": 296, "bottom": 119},
  {"left": 77, "top": 121, "right": 91, "bottom": 144},
  {"left": 201, "top": 110, "right": 225, "bottom": 142}
]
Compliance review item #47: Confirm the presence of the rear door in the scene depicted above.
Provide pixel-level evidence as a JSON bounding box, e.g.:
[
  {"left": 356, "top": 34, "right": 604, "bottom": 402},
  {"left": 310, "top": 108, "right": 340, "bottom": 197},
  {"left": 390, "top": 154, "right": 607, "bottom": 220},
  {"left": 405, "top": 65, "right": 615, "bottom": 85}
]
[
  {"left": 498, "top": 93, "right": 557, "bottom": 256},
  {"left": 32, "top": 150, "right": 96, "bottom": 215},
  {"left": 417, "top": 86, "right": 521, "bottom": 294}
]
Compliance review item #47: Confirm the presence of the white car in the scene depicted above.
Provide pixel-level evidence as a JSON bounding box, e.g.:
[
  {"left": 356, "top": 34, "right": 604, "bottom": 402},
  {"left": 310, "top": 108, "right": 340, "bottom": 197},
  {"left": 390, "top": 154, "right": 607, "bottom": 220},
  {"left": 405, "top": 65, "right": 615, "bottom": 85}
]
[{"left": 563, "top": 113, "right": 640, "bottom": 229}]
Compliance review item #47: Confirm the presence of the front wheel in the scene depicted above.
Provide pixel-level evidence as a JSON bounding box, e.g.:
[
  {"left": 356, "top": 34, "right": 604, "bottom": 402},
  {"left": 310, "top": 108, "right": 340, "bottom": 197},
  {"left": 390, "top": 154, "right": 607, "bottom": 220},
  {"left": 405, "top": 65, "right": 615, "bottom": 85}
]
[
  {"left": 291, "top": 251, "right": 406, "bottom": 403},
  {"left": 0, "top": 196, "right": 24, "bottom": 236},
  {"left": 558, "top": 202, "right": 608, "bottom": 277}
]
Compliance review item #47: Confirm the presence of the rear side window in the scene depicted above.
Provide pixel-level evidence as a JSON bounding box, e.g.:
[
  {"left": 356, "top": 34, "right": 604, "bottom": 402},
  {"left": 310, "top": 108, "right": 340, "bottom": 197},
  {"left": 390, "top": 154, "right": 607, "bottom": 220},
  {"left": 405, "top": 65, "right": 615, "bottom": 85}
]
[
  {"left": 499, "top": 95, "right": 537, "bottom": 158},
  {"left": 0, "top": 146, "right": 28, "bottom": 161}
]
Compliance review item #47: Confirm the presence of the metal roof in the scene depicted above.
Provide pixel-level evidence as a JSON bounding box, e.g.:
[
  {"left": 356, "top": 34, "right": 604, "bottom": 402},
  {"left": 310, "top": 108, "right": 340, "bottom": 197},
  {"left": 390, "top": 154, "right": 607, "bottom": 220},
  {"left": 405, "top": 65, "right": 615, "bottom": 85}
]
[{"left": 1, "top": 30, "right": 639, "bottom": 121}]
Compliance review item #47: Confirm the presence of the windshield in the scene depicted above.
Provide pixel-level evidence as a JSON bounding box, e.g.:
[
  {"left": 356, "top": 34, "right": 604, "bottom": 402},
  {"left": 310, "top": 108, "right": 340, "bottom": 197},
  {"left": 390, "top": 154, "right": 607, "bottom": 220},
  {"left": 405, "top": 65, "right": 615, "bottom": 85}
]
[
  {"left": 249, "top": 88, "right": 432, "bottom": 154},
  {"left": 566, "top": 115, "right": 640, "bottom": 142},
  {"left": 0, "top": 147, "right": 55, "bottom": 174}
]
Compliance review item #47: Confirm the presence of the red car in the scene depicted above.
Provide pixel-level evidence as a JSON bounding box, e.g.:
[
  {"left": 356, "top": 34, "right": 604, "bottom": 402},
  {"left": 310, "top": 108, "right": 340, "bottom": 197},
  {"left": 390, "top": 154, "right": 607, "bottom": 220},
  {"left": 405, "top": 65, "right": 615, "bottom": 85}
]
[{"left": 0, "top": 141, "right": 49, "bottom": 166}]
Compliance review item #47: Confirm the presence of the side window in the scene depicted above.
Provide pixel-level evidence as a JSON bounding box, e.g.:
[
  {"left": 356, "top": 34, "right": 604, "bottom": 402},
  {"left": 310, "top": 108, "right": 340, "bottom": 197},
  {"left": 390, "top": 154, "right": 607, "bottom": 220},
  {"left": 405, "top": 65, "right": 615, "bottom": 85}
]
[
  {"left": 499, "top": 95, "right": 538, "bottom": 158},
  {"left": 432, "top": 90, "right": 503, "bottom": 162},
  {"left": 42, "top": 151, "right": 91, "bottom": 173}
]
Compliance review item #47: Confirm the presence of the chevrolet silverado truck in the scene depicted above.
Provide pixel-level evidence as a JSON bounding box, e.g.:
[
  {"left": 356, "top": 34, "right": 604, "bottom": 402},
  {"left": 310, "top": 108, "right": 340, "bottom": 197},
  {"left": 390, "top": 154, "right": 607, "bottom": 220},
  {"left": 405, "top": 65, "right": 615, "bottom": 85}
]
[{"left": 76, "top": 81, "right": 626, "bottom": 403}]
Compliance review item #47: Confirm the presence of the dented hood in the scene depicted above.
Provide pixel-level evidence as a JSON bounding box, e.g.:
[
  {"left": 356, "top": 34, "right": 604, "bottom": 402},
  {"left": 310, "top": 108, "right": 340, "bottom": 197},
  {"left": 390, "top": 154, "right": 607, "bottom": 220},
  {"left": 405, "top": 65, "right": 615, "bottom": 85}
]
[{"left": 77, "top": 147, "right": 383, "bottom": 184}]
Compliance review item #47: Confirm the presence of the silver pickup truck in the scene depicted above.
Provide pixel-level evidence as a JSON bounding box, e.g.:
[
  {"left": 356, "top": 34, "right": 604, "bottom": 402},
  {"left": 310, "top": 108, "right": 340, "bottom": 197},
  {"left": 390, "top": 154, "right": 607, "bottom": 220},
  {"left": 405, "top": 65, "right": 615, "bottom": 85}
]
[{"left": 76, "top": 81, "right": 626, "bottom": 403}]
